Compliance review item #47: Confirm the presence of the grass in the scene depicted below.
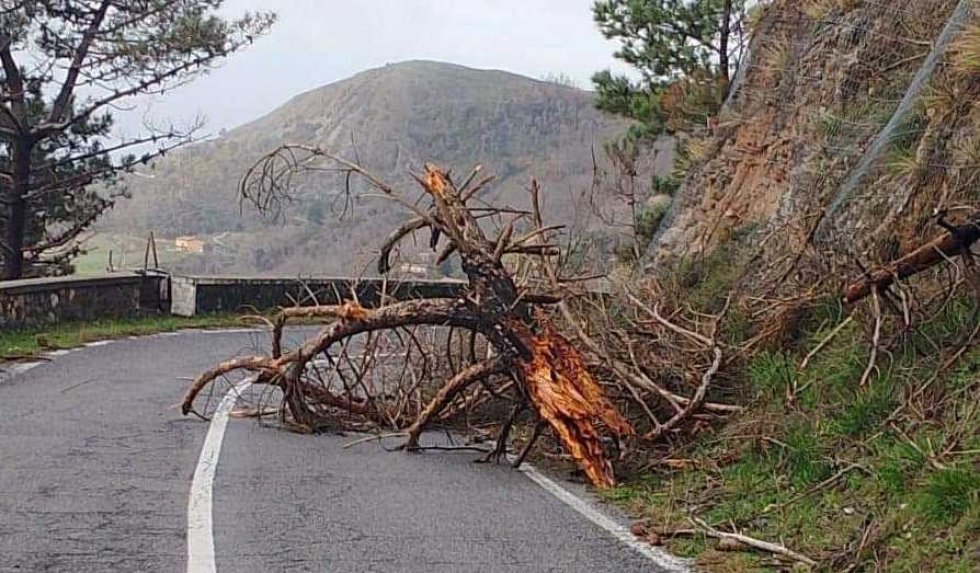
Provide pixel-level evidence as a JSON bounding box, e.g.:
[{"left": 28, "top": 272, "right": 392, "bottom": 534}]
[
  {"left": 881, "top": 108, "right": 929, "bottom": 178},
  {"left": 606, "top": 295, "right": 980, "bottom": 572},
  {"left": 915, "top": 468, "right": 980, "bottom": 526},
  {"left": 951, "top": 133, "right": 980, "bottom": 201},
  {"left": 673, "top": 244, "right": 743, "bottom": 315},
  {"left": 813, "top": 101, "right": 896, "bottom": 149},
  {"left": 0, "top": 313, "right": 249, "bottom": 360},
  {"left": 951, "top": 19, "right": 980, "bottom": 77},
  {"left": 747, "top": 351, "right": 795, "bottom": 395},
  {"left": 71, "top": 232, "right": 194, "bottom": 276},
  {"left": 883, "top": 146, "right": 920, "bottom": 181},
  {"left": 802, "top": 0, "right": 860, "bottom": 21}
]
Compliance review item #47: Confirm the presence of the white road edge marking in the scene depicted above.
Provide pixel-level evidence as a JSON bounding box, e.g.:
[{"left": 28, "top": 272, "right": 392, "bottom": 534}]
[
  {"left": 187, "top": 377, "right": 254, "bottom": 573},
  {"left": 515, "top": 460, "right": 691, "bottom": 572},
  {"left": 7, "top": 361, "right": 42, "bottom": 376}
]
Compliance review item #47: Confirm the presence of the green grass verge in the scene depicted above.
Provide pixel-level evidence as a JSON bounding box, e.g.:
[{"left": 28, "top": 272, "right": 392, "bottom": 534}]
[
  {"left": 0, "top": 313, "right": 250, "bottom": 360},
  {"left": 605, "top": 295, "right": 980, "bottom": 572}
]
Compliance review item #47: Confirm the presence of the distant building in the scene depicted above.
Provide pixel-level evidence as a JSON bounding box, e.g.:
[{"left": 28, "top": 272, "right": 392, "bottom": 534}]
[
  {"left": 174, "top": 236, "right": 206, "bottom": 254},
  {"left": 397, "top": 262, "right": 429, "bottom": 277},
  {"left": 397, "top": 251, "right": 437, "bottom": 277}
]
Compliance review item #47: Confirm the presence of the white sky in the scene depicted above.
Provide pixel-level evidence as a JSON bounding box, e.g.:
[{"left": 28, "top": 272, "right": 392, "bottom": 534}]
[{"left": 117, "top": 0, "right": 632, "bottom": 139}]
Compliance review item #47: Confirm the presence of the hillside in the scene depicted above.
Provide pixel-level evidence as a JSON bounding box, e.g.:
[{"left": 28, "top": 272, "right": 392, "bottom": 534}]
[
  {"left": 103, "top": 61, "right": 660, "bottom": 275},
  {"left": 596, "top": 1, "right": 980, "bottom": 571},
  {"left": 649, "top": 0, "right": 977, "bottom": 266}
]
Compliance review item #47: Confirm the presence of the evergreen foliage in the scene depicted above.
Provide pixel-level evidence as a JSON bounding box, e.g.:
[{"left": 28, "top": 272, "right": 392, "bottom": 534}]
[
  {"left": 0, "top": 1, "right": 274, "bottom": 278},
  {"left": 592, "top": 0, "right": 748, "bottom": 138}
]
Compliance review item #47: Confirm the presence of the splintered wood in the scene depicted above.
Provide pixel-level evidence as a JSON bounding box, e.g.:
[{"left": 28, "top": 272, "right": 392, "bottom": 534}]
[{"left": 510, "top": 314, "right": 633, "bottom": 488}]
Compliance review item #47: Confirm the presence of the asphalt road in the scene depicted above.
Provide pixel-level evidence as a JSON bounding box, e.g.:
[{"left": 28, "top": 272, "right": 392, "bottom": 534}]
[{"left": 0, "top": 329, "right": 675, "bottom": 572}]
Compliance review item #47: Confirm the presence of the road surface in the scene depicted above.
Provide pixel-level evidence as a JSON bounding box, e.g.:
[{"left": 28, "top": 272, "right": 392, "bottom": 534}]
[{"left": 0, "top": 329, "right": 682, "bottom": 572}]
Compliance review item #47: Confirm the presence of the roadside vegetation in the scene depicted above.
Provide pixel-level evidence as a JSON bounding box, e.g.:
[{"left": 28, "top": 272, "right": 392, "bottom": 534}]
[
  {"left": 602, "top": 271, "right": 979, "bottom": 571},
  {"left": 586, "top": 1, "right": 980, "bottom": 571},
  {"left": 0, "top": 314, "right": 247, "bottom": 361}
]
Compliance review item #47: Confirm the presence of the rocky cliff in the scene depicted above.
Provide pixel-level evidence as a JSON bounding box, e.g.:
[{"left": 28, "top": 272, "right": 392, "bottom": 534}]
[{"left": 650, "top": 0, "right": 977, "bottom": 279}]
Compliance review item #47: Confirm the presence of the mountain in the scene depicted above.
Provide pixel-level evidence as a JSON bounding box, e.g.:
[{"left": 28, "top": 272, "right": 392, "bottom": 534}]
[{"left": 104, "top": 60, "right": 656, "bottom": 275}]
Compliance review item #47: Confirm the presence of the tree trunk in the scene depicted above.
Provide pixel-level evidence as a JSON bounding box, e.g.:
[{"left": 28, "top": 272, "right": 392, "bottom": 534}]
[
  {"left": 844, "top": 217, "right": 980, "bottom": 304},
  {"left": 719, "top": 0, "right": 733, "bottom": 87},
  {"left": 2, "top": 142, "right": 31, "bottom": 280},
  {"left": 421, "top": 166, "right": 634, "bottom": 486}
]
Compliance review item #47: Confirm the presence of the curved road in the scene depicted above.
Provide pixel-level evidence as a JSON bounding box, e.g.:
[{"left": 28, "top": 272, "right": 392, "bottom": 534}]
[{"left": 0, "top": 329, "right": 680, "bottom": 572}]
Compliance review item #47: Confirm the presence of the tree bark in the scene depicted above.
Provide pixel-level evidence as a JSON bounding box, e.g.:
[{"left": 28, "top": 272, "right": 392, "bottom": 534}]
[
  {"left": 403, "top": 356, "right": 509, "bottom": 450},
  {"left": 719, "top": 0, "right": 733, "bottom": 86},
  {"left": 844, "top": 217, "right": 980, "bottom": 304},
  {"left": 2, "top": 142, "right": 31, "bottom": 280}
]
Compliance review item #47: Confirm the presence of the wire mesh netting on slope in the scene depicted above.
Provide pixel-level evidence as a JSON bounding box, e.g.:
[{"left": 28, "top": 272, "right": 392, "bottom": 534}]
[{"left": 647, "top": 0, "right": 980, "bottom": 278}]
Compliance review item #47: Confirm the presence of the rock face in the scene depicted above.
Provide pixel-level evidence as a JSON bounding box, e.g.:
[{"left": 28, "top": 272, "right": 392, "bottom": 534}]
[
  {"left": 648, "top": 0, "right": 978, "bottom": 269},
  {"left": 105, "top": 61, "right": 639, "bottom": 275}
]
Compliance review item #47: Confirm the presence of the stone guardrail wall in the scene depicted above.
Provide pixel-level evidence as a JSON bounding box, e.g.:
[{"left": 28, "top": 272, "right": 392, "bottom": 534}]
[
  {"left": 0, "top": 273, "right": 612, "bottom": 329},
  {"left": 0, "top": 272, "right": 168, "bottom": 330},
  {"left": 170, "top": 275, "right": 466, "bottom": 317},
  {"left": 0, "top": 273, "right": 467, "bottom": 329}
]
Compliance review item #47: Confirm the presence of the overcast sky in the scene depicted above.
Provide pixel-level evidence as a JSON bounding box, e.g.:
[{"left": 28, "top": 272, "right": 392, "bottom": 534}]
[{"left": 117, "top": 0, "right": 631, "bottom": 139}]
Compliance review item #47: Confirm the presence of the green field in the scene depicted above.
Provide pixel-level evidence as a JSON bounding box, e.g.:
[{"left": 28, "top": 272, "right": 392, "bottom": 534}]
[{"left": 72, "top": 233, "right": 193, "bottom": 276}]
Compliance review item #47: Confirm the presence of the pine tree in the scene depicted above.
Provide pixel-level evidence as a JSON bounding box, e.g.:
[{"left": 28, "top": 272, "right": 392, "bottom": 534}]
[
  {"left": 0, "top": 1, "right": 275, "bottom": 279},
  {"left": 592, "top": 0, "right": 748, "bottom": 138}
]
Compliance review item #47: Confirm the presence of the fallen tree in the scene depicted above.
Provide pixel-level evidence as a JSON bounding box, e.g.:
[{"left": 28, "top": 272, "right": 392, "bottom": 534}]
[
  {"left": 844, "top": 213, "right": 980, "bottom": 304},
  {"left": 180, "top": 148, "right": 634, "bottom": 487}
]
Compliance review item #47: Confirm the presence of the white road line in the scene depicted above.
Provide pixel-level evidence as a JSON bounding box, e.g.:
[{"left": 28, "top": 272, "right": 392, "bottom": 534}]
[
  {"left": 6, "top": 361, "right": 42, "bottom": 376},
  {"left": 199, "top": 328, "right": 261, "bottom": 335},
  {"left": 187, "top": 378, "right": 254, "bottom": 573},
  {"left": 515, "top": 461, "right": 691, "bottom": 572}
]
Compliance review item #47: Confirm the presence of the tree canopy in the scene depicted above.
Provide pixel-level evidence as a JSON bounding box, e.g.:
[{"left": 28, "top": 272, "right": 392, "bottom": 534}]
[
  {"left": 592, "top": 0, "right": 748, "bottom": 138},
  {"left": 0, "top": 0, "right": 274, "bottom": 279}
]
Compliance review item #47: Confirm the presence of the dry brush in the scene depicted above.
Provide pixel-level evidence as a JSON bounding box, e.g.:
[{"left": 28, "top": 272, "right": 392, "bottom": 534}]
[{"left": 178, "top": 145, "right": 740, "bottom": 488}]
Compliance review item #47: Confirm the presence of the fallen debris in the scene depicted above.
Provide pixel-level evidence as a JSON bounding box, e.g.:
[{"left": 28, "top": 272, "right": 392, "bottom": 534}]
[
  {"left": 181, "top": 150, "right": 633, "bottom": 487},
  {"left": 844, "top": 214, "right": 980, "bottom": 304}
]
